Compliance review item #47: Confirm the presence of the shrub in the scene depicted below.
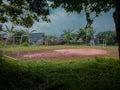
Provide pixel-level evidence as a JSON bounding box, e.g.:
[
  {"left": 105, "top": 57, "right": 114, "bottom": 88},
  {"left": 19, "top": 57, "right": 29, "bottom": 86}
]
[
  {"left": 22, "top": 41, "right": 29, "bottom": 46},
  {"left": 0, "top": 41, "right": 4, "bottom": 48}
]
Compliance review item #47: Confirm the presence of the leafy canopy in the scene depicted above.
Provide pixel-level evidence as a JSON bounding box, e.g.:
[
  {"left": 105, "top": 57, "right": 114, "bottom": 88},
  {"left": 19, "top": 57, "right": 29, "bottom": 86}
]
[
  {"left": 0, "top": 0, "right": 50, "bottom": 28},
  {"left": 49, "top": 0, "right": 114, "bottom": 27}
]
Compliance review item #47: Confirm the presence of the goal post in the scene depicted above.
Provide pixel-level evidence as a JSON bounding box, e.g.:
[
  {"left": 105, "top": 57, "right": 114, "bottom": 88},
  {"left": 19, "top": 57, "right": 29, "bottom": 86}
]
[
  {"left": 97, "top": 39, "right": 107, "bottom": 48},
  {"left": 89, "top": 38, "right": 107, "bottom": 48},
  {"left": 2, "top": 34, "right": 31, "bottom": 59}
]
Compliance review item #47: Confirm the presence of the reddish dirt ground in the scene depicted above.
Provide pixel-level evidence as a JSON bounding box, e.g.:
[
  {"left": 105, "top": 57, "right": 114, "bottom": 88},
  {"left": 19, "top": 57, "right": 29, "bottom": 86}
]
[{"left": 13, "top": 48, "right": 114, "bottom": 59}]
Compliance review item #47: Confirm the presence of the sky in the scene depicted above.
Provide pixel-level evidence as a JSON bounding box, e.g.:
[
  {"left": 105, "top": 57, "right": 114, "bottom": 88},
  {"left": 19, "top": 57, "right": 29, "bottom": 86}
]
[
  {"left": 2, "top": 7, "right": 115, "bottom": 36},
  {"left": 30, "top": 8, "right": 115, "bottom": 36}
]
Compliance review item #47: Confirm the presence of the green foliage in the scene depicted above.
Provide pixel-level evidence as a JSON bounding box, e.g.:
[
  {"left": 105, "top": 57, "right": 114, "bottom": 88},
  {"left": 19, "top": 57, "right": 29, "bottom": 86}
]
[
  {"left": 14, "top": 30, "right": 25, "bottom": 36},
  {"left": 2, "top": 25, "right": 15, "bottom": 44},
  {"left": 0, "top": 24, "right": 2, "bottom": 31},
  {"left": 50, "top": 0, "right": 114, "bottom": 27},
  {"left": 45, "top": 35, "right": 56, "bottom": 41},
  {"left": 45, "top": 35, "right": 57, "bottom": 45},
  {"left": 50, "top": 0, "right": 114, "bottom": 14},
  {"left": 0, "top": 58, "right": 120, "bottom": 90},
  {"left": 60, "top": 27, "right": 95, "bottom": 44},
  {"left": 3, "top": 25, "right": 15, "bottom": 35},
  {"left": 0, "top": 41, "right": 4, "bottom": 48},
  {"left": 12, "top": 30, "right": 24, "bottom": 44},
  {"left": 22, "top": 41, "right": 29, "bottom": 46},
  {"left": 62, "top": 29, "right": 74, "bottom": 44},
  {"left": 77, "top": 27, "right": 95, "bottom": 43},
  {"left": 96, "top": 31, "right": 117, "bottom": 45},
  {"left": 23, "top": 29, "right": 36, "bottom": 35},
  {"left": 69, "top": 33, "right": 78, "bottom": 44},
  {"left": 0, "top": 0, "right": 50, "bottom": 28},
  {"left": 19, "top": 14, "right": 35, "bottom": 28},
  {"left": 0, "top": 50, "right": 3, "bottom": 59},
  {"left": 77, "top": 28, "right": 86, "bottom": 41}
]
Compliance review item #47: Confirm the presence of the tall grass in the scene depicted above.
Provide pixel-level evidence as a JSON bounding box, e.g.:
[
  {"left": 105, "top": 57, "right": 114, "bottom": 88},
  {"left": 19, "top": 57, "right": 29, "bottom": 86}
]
[{"left": 0, "top": 58, "right": 120, "bottom": 90}]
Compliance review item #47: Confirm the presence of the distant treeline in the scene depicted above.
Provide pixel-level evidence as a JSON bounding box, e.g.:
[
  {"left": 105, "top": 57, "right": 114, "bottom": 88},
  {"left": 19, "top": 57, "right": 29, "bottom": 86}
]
[{"left": 96, "top": 30, "right": 117, "bottom": 45}]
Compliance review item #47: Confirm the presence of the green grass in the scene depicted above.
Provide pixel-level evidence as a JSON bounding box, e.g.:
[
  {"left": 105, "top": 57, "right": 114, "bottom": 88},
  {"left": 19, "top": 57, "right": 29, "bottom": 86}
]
[
  {"left": 2, "top": 45, "right": 90, "bottom": 52},
  {"left": 3, "top": 44, "right": 116, "bottom": 52},
  {"left": 0, "top": 57, "right": 120, "bottom": 90},
  {"left": 0, "top": 45, "right": 119, "bottom": 89}
]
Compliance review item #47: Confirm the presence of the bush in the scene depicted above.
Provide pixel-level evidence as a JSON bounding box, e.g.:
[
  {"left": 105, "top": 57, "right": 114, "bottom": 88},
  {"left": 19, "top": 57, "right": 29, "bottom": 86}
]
[
  {"left": 0, "top": 41, "right": 4, "bottom": 48},
  {"left": 0, "top": 58, "right": 120, "bottom": 90},
  {"left": 22, "top": 41, "right": 29, "bottom": 46}
]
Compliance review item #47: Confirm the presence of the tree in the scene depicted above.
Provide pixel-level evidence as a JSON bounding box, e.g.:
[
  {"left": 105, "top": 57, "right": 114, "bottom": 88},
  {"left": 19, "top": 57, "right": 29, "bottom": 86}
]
[
  {"left": 62, "top": 30, "right": 73, "bottom": 44},
  {"left": 77, "top": 27, "right": 95, "bottom": 43},
  {"left": 0, "top": 0, "right": 50, "bottom": 28},
  {"left": 113, "top": 0, "right": 120, "bottom": 59},
  {"left": 45, "top": 35, "right": 57, "bottom": 45},
  {"left": 13, "top": 29, "right": 36, "bottom": 45},
  {"left": 77, "top": 28, "right": 86, "bottom": 42},
  {"left": 3, "top": 25, "right": 15, "bottom": 36},
  {"left": 70, "top": 33, "right": 78, "bottom": 44},
  {"left": 0, "top": 24, "right": 2, "bottom": 31},
  {"left": 3, "top": 25, "right": 15, "bottom": 44},
  {"left": 24, "top": 29, "right": 36, "bottom": 35},
  {"left": 49, "top": 0, "right": 120, "bottom": 59},
  {"left": 84, "top": 26, "right": 95, "bottom": 43},
  {"left": 96, "top": 31, "right": 117, "bottom": 45},
  {"left": 13, "top": 30, "right": 25, "bottom": 44}
]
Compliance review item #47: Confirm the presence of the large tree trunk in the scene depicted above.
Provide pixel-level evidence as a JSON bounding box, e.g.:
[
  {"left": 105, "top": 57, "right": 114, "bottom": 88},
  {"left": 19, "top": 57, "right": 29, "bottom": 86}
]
[{"left": 113, "top": 0, "right": 120, "bottom": 60}]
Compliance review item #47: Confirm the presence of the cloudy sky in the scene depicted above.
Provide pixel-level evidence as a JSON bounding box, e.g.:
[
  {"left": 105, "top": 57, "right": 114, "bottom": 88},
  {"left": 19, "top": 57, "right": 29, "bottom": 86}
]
[
  {"left": 2, "top": 7, "right": 115, "bottom": 36},
  {"left": 30, "top": 8, "right": 115, "bottom": 36}
]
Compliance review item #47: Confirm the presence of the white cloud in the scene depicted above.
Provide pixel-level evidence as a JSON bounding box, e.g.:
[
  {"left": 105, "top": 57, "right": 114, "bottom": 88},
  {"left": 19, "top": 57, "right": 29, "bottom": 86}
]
[
  {"left": 93, "top": 9, "right": 115, "bottom": 32},
  {"left": 32, "top": 8, "right": 115, "bottom": 36},
  {"left": 3, "top": 8, "right": 114, "bottom": 36},
  {"left": 31, "top": 8, "right": 88, "bottom": 36},
  {"left": 1, "top": 6, "right": 115, "bottom": 36}
]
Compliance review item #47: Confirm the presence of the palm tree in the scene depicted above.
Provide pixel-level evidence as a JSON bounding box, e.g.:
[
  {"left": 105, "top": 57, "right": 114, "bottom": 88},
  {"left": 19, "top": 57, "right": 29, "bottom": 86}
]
[
  {"left": 23, "top": 29, "right": 36, "bottom": 35},
  {"left": 12, "top": 29, "right": 36, "bottom": 45},
  {"left": 3, "top": 25, "right": 15, "bottom": 44},
  {"left": 77, "top": 28, "right": 86, "bottom": 42},
  {"left": 70, "top": 33, "right": 78, "bottom": 44},
  {"left": 22, "top": 29, "right": 36, "bottom": 44},
  {"left": 4, "top": 25, "right": 15, "bottom": 37},
  {"left": 62, "top": 29, "right": 73, "bottom": 44}
]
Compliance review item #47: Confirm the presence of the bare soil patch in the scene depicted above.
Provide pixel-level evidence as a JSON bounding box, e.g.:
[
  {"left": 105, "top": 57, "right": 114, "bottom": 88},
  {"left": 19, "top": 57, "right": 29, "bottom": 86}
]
[{"left": 15, "top": 48, "right": 110, "bottom": 59}]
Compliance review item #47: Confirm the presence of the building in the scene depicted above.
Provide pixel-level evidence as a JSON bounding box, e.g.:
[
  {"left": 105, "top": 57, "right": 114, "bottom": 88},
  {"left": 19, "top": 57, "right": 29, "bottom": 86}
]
[{"left": 30, "top": 33, "right": 45, "bottom": 45}]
